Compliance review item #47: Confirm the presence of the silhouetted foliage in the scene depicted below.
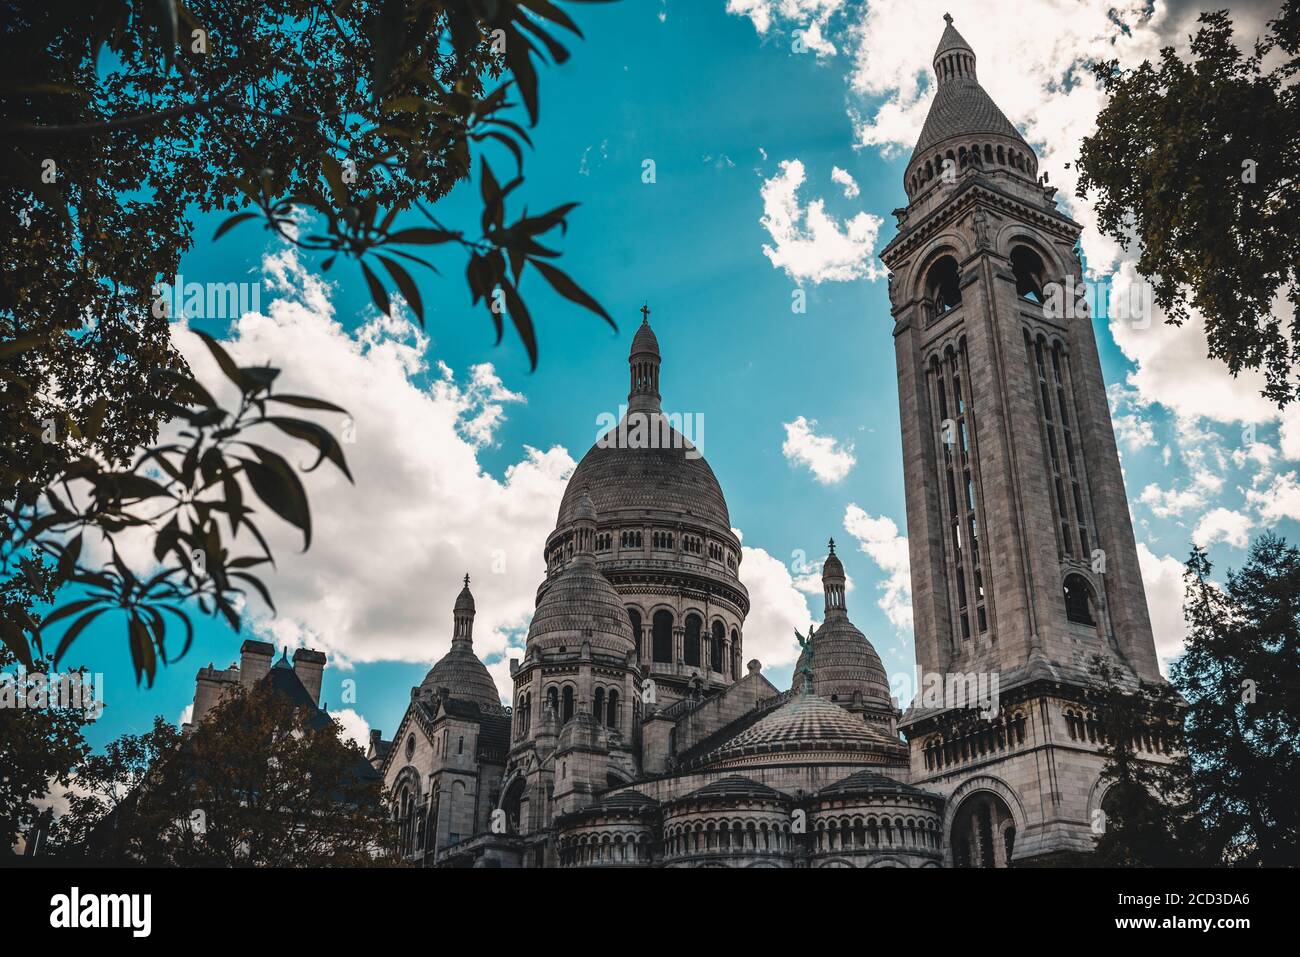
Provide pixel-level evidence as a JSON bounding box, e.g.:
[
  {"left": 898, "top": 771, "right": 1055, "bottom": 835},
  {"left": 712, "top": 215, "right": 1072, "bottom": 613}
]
[{"left": 1077, "top": 3, "right": 1300, "bottom": 408}]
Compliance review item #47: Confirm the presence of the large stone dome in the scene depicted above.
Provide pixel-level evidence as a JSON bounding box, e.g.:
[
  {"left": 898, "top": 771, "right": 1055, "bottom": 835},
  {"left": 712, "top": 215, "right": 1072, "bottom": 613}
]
[
  {"left": 556, "top": 418, "right": 731, "bottom": 531},
  {"left": 707, "top": 693, "right": 901, "bottom": 766}
]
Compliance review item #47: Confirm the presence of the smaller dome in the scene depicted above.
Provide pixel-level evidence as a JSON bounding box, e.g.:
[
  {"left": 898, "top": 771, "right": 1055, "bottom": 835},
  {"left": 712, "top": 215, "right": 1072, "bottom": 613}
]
[
  {"left": 712, "top": 693, "right": 898, "bottom": 761},
  {"left": 794, "top": 617, "right": 892, "bottom": 708},
  {"left": 572, "top": 487, "right": 596, "bottom": 524},
  {"left": 933, "top": 13, "right": 974, "bottom": 59},
  {"left": 822, "top": 537, "right": 844, "bottom": 579},
  {"left": 630, "top": 313, "right": 659, "bottom": 357},
  {"left": 453, "top": 574, "right": 475, "bottom": 613},
  {"left": 817, "top": 769, "right": 934, "bottom": 800},
  {"left": 527, "top": 563, "right": 636, "bottom": 657},
  {"left": 418, "top": 644, "right": 500, "bottom": 708},
  {"left": 672, "top": 775, "right": 788, "bottom": 805}
]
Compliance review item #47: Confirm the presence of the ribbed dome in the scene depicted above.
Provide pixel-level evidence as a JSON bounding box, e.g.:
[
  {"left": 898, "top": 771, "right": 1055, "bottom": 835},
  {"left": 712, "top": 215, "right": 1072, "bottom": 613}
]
[
  {"left": 817, "top": 769, "right": 933, "bottom": 800},
  {"left": 630, "top": 315, "right": 660, "bottom": 356},
  {"left": 418, "top": 644, "right": 500, "bottom": 708},
  {"left": 556, "top": 416, "right": 731, "bottom": 530},
  {"left": 909, "top": 16, "right": 1030, "bottom": 166},
  {"left": 673, "top": 775, "right": 788, "bottom": 804},
  {"left": 795, "top": 617, "right": 892, "bottom": 708},
  {"left": 719, "top": 693, "right": 894, "bottom": 754},
  {"left": 527, "top": 561, "right": 637, "bottom": 657},
  {"left": 453, "top": 581, "right": 475, "bottom": 614}
]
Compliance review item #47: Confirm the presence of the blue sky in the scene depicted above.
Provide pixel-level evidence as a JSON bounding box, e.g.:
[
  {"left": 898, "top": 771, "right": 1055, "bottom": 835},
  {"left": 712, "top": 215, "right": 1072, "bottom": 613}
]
[{"left": 38, "top": 0, "right": 1299, "bottom": 755}]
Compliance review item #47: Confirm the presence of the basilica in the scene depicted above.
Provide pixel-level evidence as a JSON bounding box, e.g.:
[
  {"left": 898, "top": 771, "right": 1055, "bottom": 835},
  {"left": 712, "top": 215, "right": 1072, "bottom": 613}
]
[{"left": 364, "top": 16, "right": 1174, "bottom": 868}]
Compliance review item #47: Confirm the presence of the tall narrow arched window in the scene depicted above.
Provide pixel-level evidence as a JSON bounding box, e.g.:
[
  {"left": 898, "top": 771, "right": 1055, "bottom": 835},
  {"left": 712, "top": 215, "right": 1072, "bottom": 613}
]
[
  {"left": 652, "top": 610, "right": 673, "bottom": 663},
  {"left": 710, "top": 620, "right": 725, "bottom": 673},
  {"left": 607, "top": 690, "right": 619, "bottom": 729},
  {"left": 1010, "top": 244, "right": 1046, "bottom": 302},
  {"left": 561, "top": 686, "right": 574, "bottom": 723},
  {"left": 731, "top": 629, "right": 740, "bottom": 677},
  {"left": 684, "top": 614, "right": 702, "bottom": 667},
  {"left": 627, "top": 608, "right": 642, "bottom": 661},
  {"left": 593, "top": 687, "right": 605, "bottom": 722},
  {"left": 1063, "top": 574, "right": 1098, "bottom": 626},
  {"left": 546, "top": 685, "right": 558, "bottom": 717},
  {"left": 925, "top": 254, "right": 962, "bottom": 319}
]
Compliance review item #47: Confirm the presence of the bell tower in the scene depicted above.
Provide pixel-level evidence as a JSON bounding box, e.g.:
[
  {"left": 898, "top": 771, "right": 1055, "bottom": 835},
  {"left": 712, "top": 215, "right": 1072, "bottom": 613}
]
[{"left": 883, "top": 15, "right": 1167, "bottom": 865}]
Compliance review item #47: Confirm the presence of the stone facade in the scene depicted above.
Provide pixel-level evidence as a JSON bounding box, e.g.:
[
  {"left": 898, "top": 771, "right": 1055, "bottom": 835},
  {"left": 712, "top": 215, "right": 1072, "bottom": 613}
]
[{"left": 371, "top": 16, "right": 1172, "bottom": 869}]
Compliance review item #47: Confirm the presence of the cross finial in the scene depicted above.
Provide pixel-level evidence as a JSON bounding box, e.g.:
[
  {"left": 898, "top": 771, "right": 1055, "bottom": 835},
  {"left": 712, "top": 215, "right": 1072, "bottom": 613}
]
[
  {"left": 463, "top": 573, "right": 470, "bottom": 588},
  {"left": 944, "top": 12, "right": 953, "bottom": 25},
  {"left": 640, "top": 303, "right": 651, "bottom": 323},
  {"left": 828, "top": 537, "right": 836, "bottom": 555}
]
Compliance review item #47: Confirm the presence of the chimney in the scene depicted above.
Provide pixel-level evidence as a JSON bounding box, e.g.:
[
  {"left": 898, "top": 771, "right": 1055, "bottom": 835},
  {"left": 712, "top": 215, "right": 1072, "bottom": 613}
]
[
  {"left": 292, "top": 648, "right": 327, "bottom": 707},
  {"left": 238, "top": 640, "right": 275, "bottom": 688}
]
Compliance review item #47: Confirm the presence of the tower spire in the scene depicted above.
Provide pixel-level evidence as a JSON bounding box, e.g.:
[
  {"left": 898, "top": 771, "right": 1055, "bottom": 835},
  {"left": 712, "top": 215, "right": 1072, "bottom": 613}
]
[
  {"left": 628, "top": 304, "right": 662, "bottom": 415},
  {"left": 822, "top": 537, "right": 847, "bottom": 618},
  {"left": 453, "top": 574, "right": 476, "bottom": 646}
]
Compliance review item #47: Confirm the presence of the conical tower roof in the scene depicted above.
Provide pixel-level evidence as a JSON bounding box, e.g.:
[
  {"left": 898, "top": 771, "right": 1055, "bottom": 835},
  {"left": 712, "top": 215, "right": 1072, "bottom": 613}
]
[{"left": 909, "top": 15, "right": 1030, "bottom": 165}]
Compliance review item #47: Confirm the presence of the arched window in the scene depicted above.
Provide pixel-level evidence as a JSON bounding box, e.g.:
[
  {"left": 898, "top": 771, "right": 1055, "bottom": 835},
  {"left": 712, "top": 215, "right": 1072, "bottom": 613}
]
[
  {"left": 546, "top": 685, "right": 558, "bottom": 717},
  {"left": 607, "top": 690, "right": 619, "bottom": 729},
  {"left": 1010, "top": 244, "right": 1046, "bottom": 301},
  {"left": 628, "top": 608, "right": 642, "bottom": 660},
  {"left": 1063, "top": 574, "right": 1097, "bottom": 626},
  {"left": 593, "top": 688, "right": 605, "bottom": 722},
  {"left": 710, "top": 620, "right": 725, "bottom": 673},
  {"left": 926, "top": 255, "right": 962, "bottom": 317},
  {"left": 684, "top": 614, "right": 702, "bottom": 667},
  {"left": 652, "top": 610, "right": 673, "bottom": 663},
  {"left": 731, "top": 629, "right": 740, "bottom": 677},
  {"left": 562, "top": 685, "right": 574, "bottom": 723}
]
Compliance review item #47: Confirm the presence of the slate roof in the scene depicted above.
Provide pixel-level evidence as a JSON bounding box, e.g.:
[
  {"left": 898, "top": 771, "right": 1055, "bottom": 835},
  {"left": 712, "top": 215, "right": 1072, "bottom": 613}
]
[
  {"left": 817, "top": 769, "right": 936, "bottom": 800},
  {"left": 673, "top": 775, "right": 789, "bottom": 805}
]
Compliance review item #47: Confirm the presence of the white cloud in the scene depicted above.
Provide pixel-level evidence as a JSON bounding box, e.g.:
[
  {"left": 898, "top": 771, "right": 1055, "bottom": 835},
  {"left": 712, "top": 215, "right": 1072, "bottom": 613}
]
[
  {"left": 331, "top": 707, "right": 371, "bottom": 750},
  {"left": 842, "top": 505, "right": 912, "bottom": 632},
  {"left": 738, "top": 545, "right": 813, "bottom": 670},
  {"left": 1247, "top": 471, "right": 1300, "bottom": 525},
  {"left": 759, "top": 159, "right": 887, "bottom": 284},
  {"left": 1192, "top": 507, "right": 1254, "bottom": 550},
  {"left": 1136, "top": 542, "right": 1189, "bottom": 673},
  {"left": 169, "top": 247, "right": 576, "bottom": 692},
  {"left": 727, "top": 0, "right": 847, "bottom": 57},
  {"left": 782, "top": 415, "right": 856, "bottom": 483},
  {"left": 178, "top": 704, "right": 194, "bottom": 728},
  {"left": 830, "top": 165, "right": 860, "bottom": 198}
]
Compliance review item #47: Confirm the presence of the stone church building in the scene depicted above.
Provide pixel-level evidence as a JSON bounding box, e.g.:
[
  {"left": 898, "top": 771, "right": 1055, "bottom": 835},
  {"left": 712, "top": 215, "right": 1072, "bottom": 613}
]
[{"left": 367, "top": 16, "right": 1174, "bottom": 868}]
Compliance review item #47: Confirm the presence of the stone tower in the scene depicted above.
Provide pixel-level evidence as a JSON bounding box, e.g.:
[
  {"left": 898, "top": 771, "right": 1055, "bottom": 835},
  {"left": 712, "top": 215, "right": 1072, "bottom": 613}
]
[{"left": 882, "top": 16, "right": 1167, "bottom": 865}]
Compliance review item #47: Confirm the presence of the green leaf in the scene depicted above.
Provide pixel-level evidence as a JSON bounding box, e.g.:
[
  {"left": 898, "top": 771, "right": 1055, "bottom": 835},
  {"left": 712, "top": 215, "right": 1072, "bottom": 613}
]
[{"left": 265, "top": 394, "right": 349, "bottom": 414}]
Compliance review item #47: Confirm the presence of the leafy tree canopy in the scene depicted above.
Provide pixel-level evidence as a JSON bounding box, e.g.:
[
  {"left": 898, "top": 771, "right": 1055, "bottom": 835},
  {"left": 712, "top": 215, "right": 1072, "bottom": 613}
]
[{"left": 1077, "top": 3, "right": 1300, "bottom": 407}]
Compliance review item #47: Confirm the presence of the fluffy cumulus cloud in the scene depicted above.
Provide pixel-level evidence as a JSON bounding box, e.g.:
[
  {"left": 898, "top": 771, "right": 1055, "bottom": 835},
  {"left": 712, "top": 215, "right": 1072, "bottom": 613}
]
[
  {"left": 737, "top": 545, "right": 813, "bottom": 669},
  {"left": 841, "top": 505, "right": 912, "bottom": 632},
  {"left": 830, "top": 165, "right": 860, "bottom": 198},
  {"left": 169, "top": 248, "right": 576, "bottom": 691},
  {"left": 330, "top": 708, "right": 371, "bottom": 750},
  {"left": 1136, "top": 543, "right": 1190, "bottom": 672},
  {"left": 782, "top": 415, "right": 857, "bottom": 483},
  {"left": 1193, "top": 507, "right": 1255, "bottom": 550},
  {"left": 1247, "top": 472, "right": 1300, "bottom": 525},
  {"left": 759, "top": 159, "right": 887, "bottom": 284}
]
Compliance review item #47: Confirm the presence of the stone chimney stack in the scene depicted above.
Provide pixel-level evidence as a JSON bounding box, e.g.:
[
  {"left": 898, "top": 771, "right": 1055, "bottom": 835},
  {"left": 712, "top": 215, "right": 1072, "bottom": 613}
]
[
  {"left": 238, "top": 639, "right": 275, "bottom": 689},
  {"left": 292, "top": 648, "right": 327, "bottom": 707}
]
